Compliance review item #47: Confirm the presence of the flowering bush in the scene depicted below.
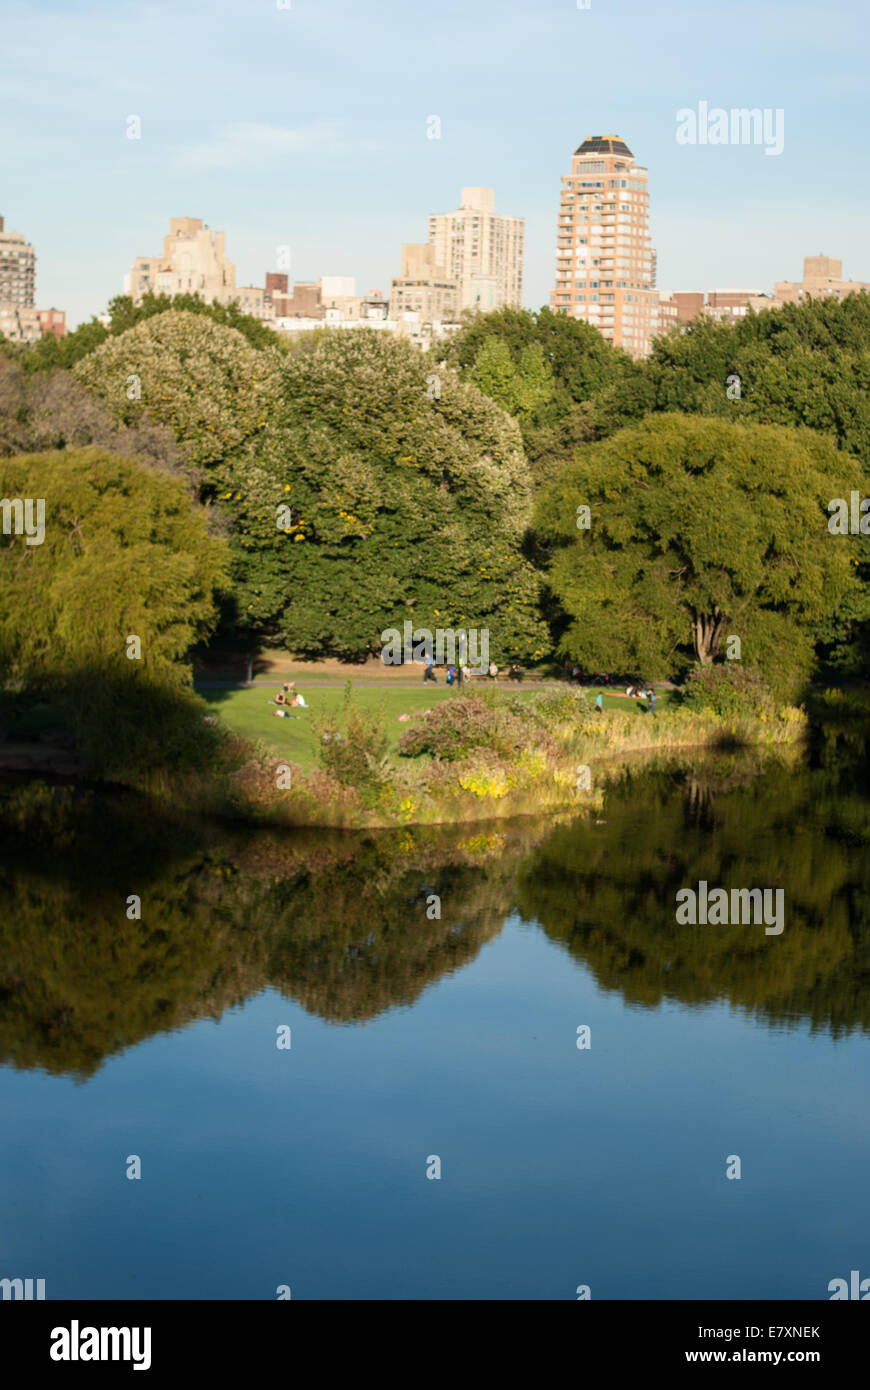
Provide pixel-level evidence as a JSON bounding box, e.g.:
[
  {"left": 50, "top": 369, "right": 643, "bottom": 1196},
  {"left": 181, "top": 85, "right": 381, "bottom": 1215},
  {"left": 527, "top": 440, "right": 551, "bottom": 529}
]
[{"left": 458, "top": 770, "right": 510, "bottom": 798}]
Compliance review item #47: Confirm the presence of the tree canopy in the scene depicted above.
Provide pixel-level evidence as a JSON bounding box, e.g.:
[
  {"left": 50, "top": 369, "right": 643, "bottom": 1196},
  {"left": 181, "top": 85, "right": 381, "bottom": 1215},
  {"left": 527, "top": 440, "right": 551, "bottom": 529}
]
[
  {"left": 445, "top": 305, "right": 635, "bottom": 487},
  {"left": 0, "top": 446, "right": 230, "bottom": 770},
  {"left": 74, "top": 315, "right": 549, "bottom": 660},
  {"left": 592, "top": 292, "right": 870, "bottom": 460},
  {"left": 535, "top": 412, "right": 870, "bottom": 694}
]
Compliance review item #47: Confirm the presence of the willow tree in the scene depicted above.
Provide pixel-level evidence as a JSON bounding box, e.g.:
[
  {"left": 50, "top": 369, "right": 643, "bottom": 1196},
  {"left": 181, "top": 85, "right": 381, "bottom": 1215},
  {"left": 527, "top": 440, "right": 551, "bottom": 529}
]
[{"left": 0, "top": 446, "right": 229, "bottom": 772}]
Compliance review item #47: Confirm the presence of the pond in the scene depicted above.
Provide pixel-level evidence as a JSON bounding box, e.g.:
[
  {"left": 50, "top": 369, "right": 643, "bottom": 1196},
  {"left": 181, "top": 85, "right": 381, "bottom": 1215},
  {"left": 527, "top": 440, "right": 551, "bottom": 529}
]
[{"left": 1, "top": 743, "right": 868, "bottom": 1300}]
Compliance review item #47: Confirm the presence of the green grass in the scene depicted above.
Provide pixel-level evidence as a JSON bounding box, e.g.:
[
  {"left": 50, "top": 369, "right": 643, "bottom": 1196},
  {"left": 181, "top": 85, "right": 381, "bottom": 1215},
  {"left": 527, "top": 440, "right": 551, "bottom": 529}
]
[
  {"left": 199, "top": 683, "right": 462, "bottom": 770},
  {"left": 198, "top": 682, "right": 673, "bottom": 772},
  {"left": 1, "top": 682, "right": 676, "bottom": 780}
]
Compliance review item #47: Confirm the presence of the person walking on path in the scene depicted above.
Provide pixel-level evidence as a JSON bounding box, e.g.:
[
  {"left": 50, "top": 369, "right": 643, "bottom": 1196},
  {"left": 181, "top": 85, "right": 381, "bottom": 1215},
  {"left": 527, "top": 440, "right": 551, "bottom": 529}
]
[{"left": 423, "top": 654, "right": 438, "bottom": 683}]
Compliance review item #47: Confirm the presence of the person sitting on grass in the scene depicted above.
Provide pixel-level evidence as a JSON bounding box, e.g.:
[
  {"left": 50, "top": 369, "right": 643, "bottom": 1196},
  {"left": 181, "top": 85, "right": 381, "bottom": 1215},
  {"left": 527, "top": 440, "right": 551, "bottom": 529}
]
[{"left": 272, "top": 688, "right": 306, "bottom": 712}]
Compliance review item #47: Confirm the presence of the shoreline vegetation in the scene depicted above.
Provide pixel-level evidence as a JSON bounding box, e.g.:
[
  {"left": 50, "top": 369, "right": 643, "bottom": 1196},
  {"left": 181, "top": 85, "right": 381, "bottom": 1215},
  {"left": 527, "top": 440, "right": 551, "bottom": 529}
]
[
  {"left": 1, "top": 680, "right": 809, "bottom": 830},
  {"left": 218, "top": 693, "right": 808, "bottom": 830}
]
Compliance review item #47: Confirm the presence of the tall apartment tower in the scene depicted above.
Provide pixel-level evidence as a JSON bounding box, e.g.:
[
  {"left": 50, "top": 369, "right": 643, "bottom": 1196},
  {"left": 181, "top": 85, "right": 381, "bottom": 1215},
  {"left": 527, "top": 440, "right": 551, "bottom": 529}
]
[
  {"left": 549, "top": 136, "right": 656, "bottom": 357},
  {"left": 0, "top": 215, "right": 36, "bottom": 306},
  {"left": 428, "top": 188, "right": 524, "bottom": 313}
]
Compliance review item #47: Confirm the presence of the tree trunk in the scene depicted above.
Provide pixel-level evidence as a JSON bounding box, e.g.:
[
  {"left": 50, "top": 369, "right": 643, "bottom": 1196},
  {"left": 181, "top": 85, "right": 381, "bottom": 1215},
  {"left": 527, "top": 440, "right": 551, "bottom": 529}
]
[{"left": 692, "top": 607, "right": 727, "bottom": 664}]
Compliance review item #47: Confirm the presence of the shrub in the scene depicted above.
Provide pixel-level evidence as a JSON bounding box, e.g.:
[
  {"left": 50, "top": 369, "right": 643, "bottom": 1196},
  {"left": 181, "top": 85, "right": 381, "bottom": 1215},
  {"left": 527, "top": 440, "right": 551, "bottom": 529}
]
[
  {"left": 398, "top": 693, "right": 538, "bottom": 761},
  {"left": 681, "top": 664, "right": 778, "bottom": 719},
  {"left": 315, "top": 684, "right": 391, "bottom": 804}
]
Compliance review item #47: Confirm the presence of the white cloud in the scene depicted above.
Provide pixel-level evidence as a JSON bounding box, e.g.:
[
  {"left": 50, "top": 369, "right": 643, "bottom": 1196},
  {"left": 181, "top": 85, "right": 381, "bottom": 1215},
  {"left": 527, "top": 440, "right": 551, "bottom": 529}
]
[{"left": 171, "top": 120, "right": 374, "bottom": 171}]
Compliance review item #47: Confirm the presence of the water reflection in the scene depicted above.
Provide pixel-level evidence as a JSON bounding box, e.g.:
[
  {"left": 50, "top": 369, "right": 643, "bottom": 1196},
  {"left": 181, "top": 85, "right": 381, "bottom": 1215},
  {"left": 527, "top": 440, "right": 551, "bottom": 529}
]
[{"left": 1, "top": 742, "right": 869, "bottom": 1082}]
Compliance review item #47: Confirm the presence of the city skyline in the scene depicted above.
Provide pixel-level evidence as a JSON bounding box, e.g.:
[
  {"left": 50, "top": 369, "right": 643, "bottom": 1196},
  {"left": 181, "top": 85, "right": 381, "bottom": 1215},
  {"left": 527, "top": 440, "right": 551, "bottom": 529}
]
[{"left": 1, "top": 0, "right": 868, "bottom": 329}]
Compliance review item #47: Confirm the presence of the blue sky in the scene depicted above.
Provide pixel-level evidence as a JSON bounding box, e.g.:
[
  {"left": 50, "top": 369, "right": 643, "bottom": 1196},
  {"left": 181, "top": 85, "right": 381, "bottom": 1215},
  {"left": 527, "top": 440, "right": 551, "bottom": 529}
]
[{"left": 2, "top": 0, "right": 868, "bottom": 327}]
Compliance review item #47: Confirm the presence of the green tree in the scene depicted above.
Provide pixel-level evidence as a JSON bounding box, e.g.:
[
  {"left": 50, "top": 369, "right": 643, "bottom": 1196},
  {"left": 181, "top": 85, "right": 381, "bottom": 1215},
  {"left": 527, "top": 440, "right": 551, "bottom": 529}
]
[
  {"left": 469, "top": 338, "right": 554, "bottom": 419},
  {"left": 229, "top": 330, "right": 549, "bottom": 659},
  {"left": 16, "top": 292, "right": 283, "bottom": 376},
  {"left": 74, "top": 317, "right": 549, "bottom": 661},
  {"left": 446, "top": 305, "right": 636, "bottom": 487},
  {"left": 591, "top": 294, "right": 870, "bottom": 461},
  {"left": 0, "top": 447, "right": 230, "bottom": 770},
  {"left": 72, "top": 310, "right": 284, "bottom": 469},
  {"left": 535, "top": 413, "right": 870, "bottom": 695}
]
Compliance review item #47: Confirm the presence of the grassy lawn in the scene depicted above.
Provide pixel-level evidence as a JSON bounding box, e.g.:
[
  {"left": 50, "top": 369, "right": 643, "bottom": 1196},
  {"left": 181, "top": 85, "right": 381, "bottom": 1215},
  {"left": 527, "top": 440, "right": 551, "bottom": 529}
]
[
  {"left": 198, "top": 682, "right": 672, "bottom": 772},
  {"left": 199, "top": 683, "right": 461, "bottom": 770},
  {"left": 1, "top": 682, "right": 675, "bottom": 777}
]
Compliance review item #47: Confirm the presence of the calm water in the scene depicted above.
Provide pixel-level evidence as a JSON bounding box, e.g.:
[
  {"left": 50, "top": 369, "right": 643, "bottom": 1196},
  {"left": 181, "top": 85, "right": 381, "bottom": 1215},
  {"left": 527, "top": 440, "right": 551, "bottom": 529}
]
[{"left": 1, "top": 743, "right": 869, "bottom": 1300}]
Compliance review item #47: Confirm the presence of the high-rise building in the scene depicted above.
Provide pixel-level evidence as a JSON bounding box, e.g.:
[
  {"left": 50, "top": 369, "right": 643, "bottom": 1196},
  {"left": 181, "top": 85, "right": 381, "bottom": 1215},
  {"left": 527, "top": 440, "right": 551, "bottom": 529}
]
[
  {"left": 428, "top": 188, "right": 524, "bottom": 312},
  {"left": 390, "top": 244, "right": 460, "bottom": 326},
  {"left": 549, "top": 135, "right": 656, "bottom": 357},
  {"left": 0, "top": 215, "right": 65, "bottom": 345},
  {"left": 0, "top": 215, "right": 36, "bottom": 306}
]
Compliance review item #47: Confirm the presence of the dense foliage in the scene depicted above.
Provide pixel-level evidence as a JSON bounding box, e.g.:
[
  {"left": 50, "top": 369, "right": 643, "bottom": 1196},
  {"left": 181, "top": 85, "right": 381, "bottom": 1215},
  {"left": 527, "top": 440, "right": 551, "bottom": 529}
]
[
  {"left": 0, "top": 446, "right": 229, "bottom": 771},
  {"left": 3, "top": 291, "right": 868, "bottom": 703},
  {"left": 535, "top": 413, "right": 870, "bottom": 697},
  {"left": 591, "top": 292, "right": 870, "bottom": 459},
  {"left": 75, "top": 316, "right": 549, "bottom": 661},
  {"left": 445, "top": 305, "right": 635, "bottom": 487}
]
